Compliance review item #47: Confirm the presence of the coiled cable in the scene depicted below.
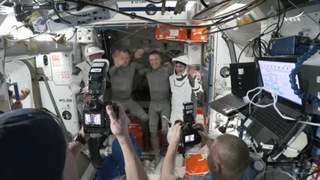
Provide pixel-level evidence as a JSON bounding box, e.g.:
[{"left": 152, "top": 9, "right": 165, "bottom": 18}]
[{"left": 289, "top": 45, "right": 320, "bottom": 106}]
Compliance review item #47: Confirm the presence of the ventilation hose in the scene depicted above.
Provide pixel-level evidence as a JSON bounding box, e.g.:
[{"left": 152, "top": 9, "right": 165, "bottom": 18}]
[{"left": 289, "top": 45, "right": 320, "bottom": 106}]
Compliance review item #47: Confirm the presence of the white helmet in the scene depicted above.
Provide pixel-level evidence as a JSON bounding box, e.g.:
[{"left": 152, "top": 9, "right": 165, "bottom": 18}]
[
  {"left": 84, "top": 44, "right": 105, "bottom": 65},
  {"left": 172, "top": 54, "right": 191, "bottom": 66}
]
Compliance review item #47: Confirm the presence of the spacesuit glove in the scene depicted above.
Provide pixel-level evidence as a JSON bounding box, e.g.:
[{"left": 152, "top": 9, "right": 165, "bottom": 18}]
[{"left": 188, "top": 74, "right": 196, "bottom": 88}]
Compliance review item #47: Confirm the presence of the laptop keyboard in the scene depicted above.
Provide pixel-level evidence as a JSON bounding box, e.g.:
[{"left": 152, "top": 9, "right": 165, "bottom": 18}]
[
  {"left": 218, "top": 95, "right": 245, "bottom": 109},
  {"left": 251, "top": 106, "right": 296, "bottom": 138}
]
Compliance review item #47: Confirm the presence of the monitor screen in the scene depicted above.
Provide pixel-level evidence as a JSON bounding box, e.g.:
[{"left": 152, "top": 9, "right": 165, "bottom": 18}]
[
  {"left": 185, "top": 134, "right": 195, "bottom": 143},
  {"left": 84, "top": 113, "right": 102, "bottom": 126},
  {"left": 258, "top": 60, "right": 302, "bottom": 106}
]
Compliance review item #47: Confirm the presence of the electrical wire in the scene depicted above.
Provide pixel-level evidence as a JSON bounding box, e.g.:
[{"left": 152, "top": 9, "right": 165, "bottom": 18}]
[
  {"left": 65, "top": 0, "right": 220, "bottom": 29},
  {"left": 200, "top": 0, "right": 208, "bottom": 8},
  {"left": 255, "top": 170, "right": 297, "bottom": 180},
  {"left": 287, "top": 0, "right": 320, "bottom": 27},
  {"left": 5, "top": 24, "right": 47, "bottom": 42},
  {"left": 146, "top": 0, "right": 164, "bottom": 4},
  {"left": 51, "top": 0, "right": 71, "bottom": 24},
  {"left": 237, "top": 23, "right": 278, "bottom": 63},
  {"left": 0, "top": 0, "right": 8, "bottom": 6},
  {"left": 64, "top": 0, "right": 279, "bottom": 30},
  {"left": 202, "top": 5, "right": 291, "bottom": 35},
  {"left": 246, "top": 86, "right": 320, "bottom": 127},
  {"left": 246, "top": 87, "right": 296, "bottom": 121}
]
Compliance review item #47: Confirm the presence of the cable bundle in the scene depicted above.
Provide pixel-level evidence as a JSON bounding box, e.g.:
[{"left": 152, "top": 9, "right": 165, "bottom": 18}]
[{"left": 289, "top": 45, "right": 320, "bottom": 106}]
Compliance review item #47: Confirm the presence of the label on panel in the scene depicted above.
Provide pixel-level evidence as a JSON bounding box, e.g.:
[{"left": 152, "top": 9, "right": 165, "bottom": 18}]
[{"left": 51, "top": 53, "right": 71, "bottom": 85}]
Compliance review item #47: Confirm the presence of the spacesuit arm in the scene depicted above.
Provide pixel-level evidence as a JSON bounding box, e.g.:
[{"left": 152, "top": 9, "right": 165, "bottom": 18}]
[
  {"left": 189, "top": 76, "right": 203, "bottom": 97},
  {"left": 108, "top": 66, "right": 120, "bottom": 77},
  {"left": 69, "top": 67, "right": 84, "bottom": 94}
]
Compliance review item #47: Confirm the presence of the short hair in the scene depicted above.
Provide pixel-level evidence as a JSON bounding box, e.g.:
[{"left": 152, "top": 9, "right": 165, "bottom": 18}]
[
  {"left": 0, "top": 110, "right": 4, "bottom": 114},
  {"left": 149, "top": 51, "right": 162, "bottom": 59},
  {"left": 119, "top": 49, "right": 131, "bottom": 55},
  {"left": 215, "top": 134, "right": 250, "bottom": 178}
]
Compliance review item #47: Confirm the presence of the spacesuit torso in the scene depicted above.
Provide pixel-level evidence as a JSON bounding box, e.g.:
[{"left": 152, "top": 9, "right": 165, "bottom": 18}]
[
  {"left": 69, "top": 61, "right": 91, "bottom": 102},
  {"left": 169, "top": 67, "right": 203, "bottom": 122},
  {"left": 109, "top": 62, "right": 142, "bottom": 101},
  {"left": 146, "top": 67, "right": 172, "bottom": 102}
]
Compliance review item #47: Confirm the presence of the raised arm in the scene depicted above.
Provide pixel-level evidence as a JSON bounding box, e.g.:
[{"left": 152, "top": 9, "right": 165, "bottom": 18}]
[
  {"left": 10, "top": 88, "right": 30, "bottom": 100},
  {"left": 136, "top": 62, "right": 146, "bottom": 70},
  {"left": 164, "top": 62, "right": 174, "bottom": 75},
  {"left": 106, "top": 102, "right": 149, "bottom": 180},
  {"left": 109, "top": 66, "right": 120, "bottom": 77},
  {"left": 189, "top": 75, "right": 203, "bottom": 97},
  {"left": 138, "top": 67, "right": 151, "bottom": 76},
  {"left": 109, "top": 50, "right": 122, "bottom": 77}
]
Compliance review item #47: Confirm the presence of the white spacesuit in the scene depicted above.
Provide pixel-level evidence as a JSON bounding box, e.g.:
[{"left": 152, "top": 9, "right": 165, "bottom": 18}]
[
  {"left": 167, "top": 55, "right": 203, "bottom": 142},
  {"left": 69, "top": 44, "right": 105, "bottom": 123}
]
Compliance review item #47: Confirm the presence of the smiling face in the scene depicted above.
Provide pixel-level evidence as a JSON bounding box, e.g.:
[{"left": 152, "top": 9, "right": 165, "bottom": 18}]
[
  {"left": 149, "top": 54, "right": 162, "bottom": 70},
  {"left": 175, "top": 62, "right": 186, "bottom": 75}
]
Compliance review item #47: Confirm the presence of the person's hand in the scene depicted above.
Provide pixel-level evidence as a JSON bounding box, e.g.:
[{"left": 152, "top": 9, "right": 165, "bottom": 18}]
[
  {"left": 83, "top": 93, "right": 91, "bottom": 102},
  {"left": 12, "top": 101, "right": 22, "bottom": 110},
  {"left": 163, "top": 62, "right": 172, "bottom": 68},
  {"left": 192, "top": 123, "right": 209, "bottom": 142},
  {"left": 113, "top": 50, "right": 122, "bottom": 68},
  {"left": 21, "top": 88, "right": 30, "bottom": 96},
  {"left": 195, "top": 71, "right": 202, "bottom": 83},
  {"left": 188, "top": 66, "right": 196, "bottom": 77},
  {"left": 134, "top": 48, "right": 145, "bottom": 59},
  {"left": 79, "top": 126, "right": 90, "bottom": 141},
  {"left": 106, "top": 102, "right": 130, "bottom": 139},
  {"left": 169, "top": 123, "right": 182, "bottom": 147}
]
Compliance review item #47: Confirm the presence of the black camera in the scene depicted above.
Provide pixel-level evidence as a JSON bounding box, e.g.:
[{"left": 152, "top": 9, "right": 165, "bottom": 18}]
[
  {"left": 83, "top": 59, "right": 118, "bottom": 135},
  {"left": 83, "top": 100, "right": 118, "bottom": 134},
  {"left": 175, "top": 102, "right": 202, "bottom": 147}
]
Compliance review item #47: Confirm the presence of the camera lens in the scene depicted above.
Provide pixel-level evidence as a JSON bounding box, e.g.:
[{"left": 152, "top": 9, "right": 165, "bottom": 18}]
[{"left": 89, "top": 101, "right": 99, "bottom": 111}]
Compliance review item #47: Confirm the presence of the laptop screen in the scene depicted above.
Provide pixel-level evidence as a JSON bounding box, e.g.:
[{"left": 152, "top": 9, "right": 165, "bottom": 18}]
[{"left": 258, "top": 60, "right": 302, "bottom": 106}]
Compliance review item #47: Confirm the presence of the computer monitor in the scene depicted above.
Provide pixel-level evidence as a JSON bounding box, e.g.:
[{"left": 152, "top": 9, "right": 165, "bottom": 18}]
[{"left": 257, "top": 59, "right": 302, "bottom": 106}]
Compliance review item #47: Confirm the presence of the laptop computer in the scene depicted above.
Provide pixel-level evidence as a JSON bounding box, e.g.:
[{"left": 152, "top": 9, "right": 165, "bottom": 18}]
[
  {"left": 209, "top": 62, "right": 257, "bottom": 116},
  {"left": 244, "top": 57, "right": 307, "bottom": 156}
]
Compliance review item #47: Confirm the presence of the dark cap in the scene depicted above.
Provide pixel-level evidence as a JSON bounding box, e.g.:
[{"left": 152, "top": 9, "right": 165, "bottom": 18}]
[{"left": 0, "top": 109, "right": 66, "bottom": 180}]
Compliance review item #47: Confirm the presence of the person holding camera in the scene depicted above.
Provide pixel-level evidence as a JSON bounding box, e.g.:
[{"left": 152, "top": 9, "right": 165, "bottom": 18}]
[
  {"left": 167, "top": 54, "right": 203, "bottom": 141},
  {"left": 161, "top": 123, "right": 258, "bottom": 180},
  {"left": 109, "top": 49, "right": 150, "bottom": 150},
  {"left": 0, "top": 102, "right": 148, "bottom": 180},
  {"left": 69, "top": 44, "right": 105, "bottom": 124},
  {"left": 106, "top": 102, "right": 149, "bottom": 180}
]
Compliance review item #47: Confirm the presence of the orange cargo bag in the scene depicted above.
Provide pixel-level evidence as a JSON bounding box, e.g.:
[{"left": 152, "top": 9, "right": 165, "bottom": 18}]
[
  {"left": 128, "top": 117, "right": 144, "bottom": 151},
  {"left": 185, "top": 154, "right": 210, "bottom": 178}
]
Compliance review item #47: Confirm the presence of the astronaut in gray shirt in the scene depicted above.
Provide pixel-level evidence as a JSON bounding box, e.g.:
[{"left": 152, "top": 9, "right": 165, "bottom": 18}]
[
  {"left": 109, "top": 49, "right": 149, "bottom": 149},
  {"left": 141, "top": 51, "right": 173, "bottom": 162}
]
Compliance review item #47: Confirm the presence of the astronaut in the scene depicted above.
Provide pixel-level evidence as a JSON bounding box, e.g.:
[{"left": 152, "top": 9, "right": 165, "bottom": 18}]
[
  {"left": 109, "top": 49, "right": 149, "bottom": 149},
  {"left": 140, "top": 51, "right": 173, "bottom": 160},
  {"left": 69, "top": 44, "right": 105, "bottom": 123},
  {"left": 167, "top": 54, "right": 203, "bottom": 141}
]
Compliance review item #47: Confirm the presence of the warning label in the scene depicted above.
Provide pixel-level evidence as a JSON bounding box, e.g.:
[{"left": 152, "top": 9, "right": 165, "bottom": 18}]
[{"left": 51, "top": 55, "right": 61, "bottom": 67}]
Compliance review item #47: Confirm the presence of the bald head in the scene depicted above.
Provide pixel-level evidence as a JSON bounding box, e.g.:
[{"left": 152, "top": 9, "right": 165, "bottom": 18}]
[{"left": 209, "top": 134, "right": 249, "bottom": 180}]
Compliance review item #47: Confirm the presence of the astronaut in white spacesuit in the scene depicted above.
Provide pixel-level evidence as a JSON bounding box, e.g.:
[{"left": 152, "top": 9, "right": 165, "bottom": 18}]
[
  {"left": 167, "top": 54, "right": 203, "bottom": 142},
  {"left": 69, "top": 44, "right": 105, "bottom": 123}
]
